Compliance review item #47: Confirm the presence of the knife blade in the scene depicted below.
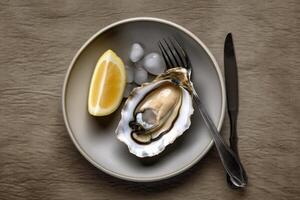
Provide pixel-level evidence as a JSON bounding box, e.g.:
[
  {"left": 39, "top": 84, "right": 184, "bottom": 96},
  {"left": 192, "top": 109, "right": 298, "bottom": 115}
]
[
  {"left": 224, "top": 33, "right": 248, "bottom": 188},
  {"left": 224, "top": 33, "right": 239, "bottom": 113}
]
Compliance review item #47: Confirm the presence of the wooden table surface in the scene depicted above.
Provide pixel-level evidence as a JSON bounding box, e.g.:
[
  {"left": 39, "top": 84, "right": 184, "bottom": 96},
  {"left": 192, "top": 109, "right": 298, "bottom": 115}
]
[{"left": 1, "top": 1, "right": 299, "bottom": 199}]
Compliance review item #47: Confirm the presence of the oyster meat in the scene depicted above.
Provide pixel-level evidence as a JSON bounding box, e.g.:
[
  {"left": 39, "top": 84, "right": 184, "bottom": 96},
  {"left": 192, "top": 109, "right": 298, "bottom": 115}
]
[
  {"left": 131, "top": 82, "right": 182, "bottom": 143},
  {"left": 115, "top": 68, "right": 194, "bottom": 157}
]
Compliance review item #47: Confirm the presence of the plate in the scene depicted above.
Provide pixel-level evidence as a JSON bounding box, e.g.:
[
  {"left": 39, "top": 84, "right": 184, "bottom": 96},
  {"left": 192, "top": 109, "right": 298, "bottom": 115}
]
[{"left": 62, "top": 17, "right": 225, "bottom": 182}]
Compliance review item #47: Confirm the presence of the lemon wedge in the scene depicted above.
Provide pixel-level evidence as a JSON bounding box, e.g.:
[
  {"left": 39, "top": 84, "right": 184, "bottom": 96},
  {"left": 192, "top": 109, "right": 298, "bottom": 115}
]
[{"left": 88, "top": 50, "right": 126, "bottom": 116}]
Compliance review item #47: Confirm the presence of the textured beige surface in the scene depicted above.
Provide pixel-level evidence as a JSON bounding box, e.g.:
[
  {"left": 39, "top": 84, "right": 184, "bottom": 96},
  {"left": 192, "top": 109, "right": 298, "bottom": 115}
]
[{"left": 0, "top": 0, "right": 300, "bottom": 199}]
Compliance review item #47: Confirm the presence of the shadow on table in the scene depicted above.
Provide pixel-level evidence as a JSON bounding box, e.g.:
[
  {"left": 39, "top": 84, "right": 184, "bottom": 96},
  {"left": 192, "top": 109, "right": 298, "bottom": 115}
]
[
  {"left": 63, "top": 111, "right": 247, "bottom": 196},
  {"left": 94, "top": 124, "right": 247, "bottom": 196}
]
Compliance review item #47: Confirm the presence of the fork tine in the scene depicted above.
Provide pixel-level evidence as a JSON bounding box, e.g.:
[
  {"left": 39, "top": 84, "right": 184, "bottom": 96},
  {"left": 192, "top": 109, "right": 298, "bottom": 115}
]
[
  {"left": 173, "top": 38, "right": 192, "bottom": 71},
  {"left": 173, "top": 38, "right": 190, "bottom": 64},
  {"left": 160, "top": 40, "right": 176, "bottom": 68},
  {"left": 168, "top": 38, "right": 186, "bottom": 68},
  {"left": 158, "top": 41, "right": 172, "bottom": 69},
  {"left": 163, "top": 39, "right": 180, "bottom": 67}
]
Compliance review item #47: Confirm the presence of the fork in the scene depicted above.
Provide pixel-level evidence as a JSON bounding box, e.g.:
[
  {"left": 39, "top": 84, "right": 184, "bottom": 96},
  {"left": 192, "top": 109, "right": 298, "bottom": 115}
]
[{"left": 158, "top": 38, "right": 247, "bottom": 187}]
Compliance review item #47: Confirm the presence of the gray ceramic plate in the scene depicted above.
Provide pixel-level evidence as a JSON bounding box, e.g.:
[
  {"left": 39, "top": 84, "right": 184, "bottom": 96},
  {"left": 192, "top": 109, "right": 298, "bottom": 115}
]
[{"left": 62, "top": 17, "right": 225, "bottom": 182}]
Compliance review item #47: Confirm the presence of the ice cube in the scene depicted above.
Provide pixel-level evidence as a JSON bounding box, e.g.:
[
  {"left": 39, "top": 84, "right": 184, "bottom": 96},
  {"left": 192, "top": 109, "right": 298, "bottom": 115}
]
[
  {"left": 143, "top": 52, "right": 166, "bottom": 75},
  {"left": 129, "top": 43, "right": 144, "bottom": 63},
  {"left": 134, "top": 67, "right": 148, "bottom": 85}
]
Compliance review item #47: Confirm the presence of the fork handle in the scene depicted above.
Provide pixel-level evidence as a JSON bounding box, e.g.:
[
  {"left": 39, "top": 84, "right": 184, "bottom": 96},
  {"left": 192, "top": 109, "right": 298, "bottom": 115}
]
[{"left": 192, "top": 90, "right": 247, "bottom": 187}]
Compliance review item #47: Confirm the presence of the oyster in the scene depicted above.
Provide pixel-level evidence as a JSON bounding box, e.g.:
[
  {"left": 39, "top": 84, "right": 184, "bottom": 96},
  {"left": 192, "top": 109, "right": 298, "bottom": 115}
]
[{"left": 115, "top": 68, "right": 194, "bottom": 157}]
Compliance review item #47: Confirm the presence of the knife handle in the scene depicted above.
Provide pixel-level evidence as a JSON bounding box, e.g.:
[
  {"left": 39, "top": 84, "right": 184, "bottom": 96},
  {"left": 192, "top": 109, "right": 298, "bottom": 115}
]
[
  {"left": 229, "top": 112, "right": 239, "bottom": 154},
  {"left": 227, "top": 111, "right": 239, "bottom": 188},
  {"left": 226, "top": 111, "right": 248, "bottom": 188}
]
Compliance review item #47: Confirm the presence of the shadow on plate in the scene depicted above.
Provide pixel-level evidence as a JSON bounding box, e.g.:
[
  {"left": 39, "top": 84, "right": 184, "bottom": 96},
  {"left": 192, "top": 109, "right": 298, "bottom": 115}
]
[{"left": 87, "top": 102, "right": 124, "bottom": 134}]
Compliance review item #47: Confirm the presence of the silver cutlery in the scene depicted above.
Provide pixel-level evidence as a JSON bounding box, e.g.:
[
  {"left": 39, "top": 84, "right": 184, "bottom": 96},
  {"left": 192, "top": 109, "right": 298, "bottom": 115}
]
[
  {"left": 158, "top": 38, "right": 247, "bottom": 187},
  {"left": 224, "top": 33, "right": 248, "bottom": 188}
]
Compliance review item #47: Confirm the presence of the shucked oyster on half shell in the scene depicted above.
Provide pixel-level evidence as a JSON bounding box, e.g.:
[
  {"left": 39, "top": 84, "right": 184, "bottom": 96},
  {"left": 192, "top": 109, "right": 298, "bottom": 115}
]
[{"left": 115, "top": 67, "right": 194, "bottom": 157}]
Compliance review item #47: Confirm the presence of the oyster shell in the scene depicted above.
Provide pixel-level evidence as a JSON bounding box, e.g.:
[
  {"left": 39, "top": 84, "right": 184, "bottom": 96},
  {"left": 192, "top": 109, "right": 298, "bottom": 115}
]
[{"left": 115, "top": 68, "right": 194, "bottom": 157}]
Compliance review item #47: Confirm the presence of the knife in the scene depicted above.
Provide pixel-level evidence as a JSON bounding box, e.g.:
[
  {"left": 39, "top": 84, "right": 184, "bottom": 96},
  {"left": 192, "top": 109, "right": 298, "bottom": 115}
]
[{"left": 224, "top": 33, "right": 248, "bottom": 188}]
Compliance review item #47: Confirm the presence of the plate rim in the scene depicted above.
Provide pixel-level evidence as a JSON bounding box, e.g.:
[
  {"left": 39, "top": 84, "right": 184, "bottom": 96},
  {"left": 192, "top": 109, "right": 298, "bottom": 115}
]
[{"left": 62, "top": 17, "right": 226, "bottom": 182}]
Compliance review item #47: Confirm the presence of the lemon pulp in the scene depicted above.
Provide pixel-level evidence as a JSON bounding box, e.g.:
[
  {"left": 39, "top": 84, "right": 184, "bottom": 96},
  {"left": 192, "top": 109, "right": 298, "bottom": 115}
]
[{"left": 88, "top": 50, "right": 126, "bottom": 116}]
